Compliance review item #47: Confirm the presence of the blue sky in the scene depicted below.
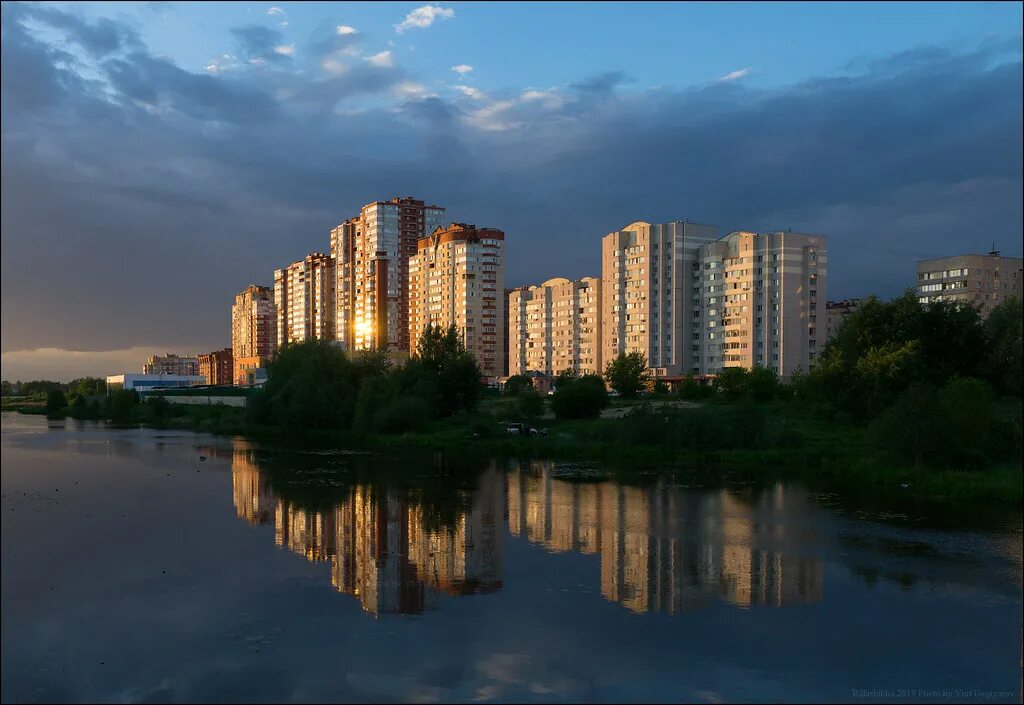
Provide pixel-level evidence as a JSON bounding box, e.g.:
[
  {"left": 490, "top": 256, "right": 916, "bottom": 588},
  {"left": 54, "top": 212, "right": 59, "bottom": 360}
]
[{"left": 1, "top": 1, "right": 1022, "bottom": 379}]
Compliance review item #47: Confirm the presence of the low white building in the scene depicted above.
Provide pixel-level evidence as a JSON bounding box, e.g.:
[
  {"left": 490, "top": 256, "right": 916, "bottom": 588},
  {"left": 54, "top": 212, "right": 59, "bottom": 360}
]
[{"left": 106, "top": 374, "right": 206, "bottom": 394}]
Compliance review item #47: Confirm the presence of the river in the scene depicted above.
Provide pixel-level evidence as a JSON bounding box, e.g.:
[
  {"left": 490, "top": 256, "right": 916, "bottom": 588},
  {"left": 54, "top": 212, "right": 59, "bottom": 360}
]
[{"left": 2, "top": 412, "right": 1020, "bottom": 703}]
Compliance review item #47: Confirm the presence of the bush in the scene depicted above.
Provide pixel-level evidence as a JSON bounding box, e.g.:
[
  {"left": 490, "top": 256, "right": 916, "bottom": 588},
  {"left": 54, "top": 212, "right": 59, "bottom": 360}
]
[
  {"left": 107, "top": 389, "right": 139, "bottom": 422},
  {"left": 678, "top": 375, "right": 713, "bottom": 400},
  {"left": 551, "top": 374, "right": 609, "bottom": 420},
  {"left": 517, "top": 389, "right": 545, "bottom": 420},
  {"left": 373, "top": 397, "right": 433, "bottom": 434}
]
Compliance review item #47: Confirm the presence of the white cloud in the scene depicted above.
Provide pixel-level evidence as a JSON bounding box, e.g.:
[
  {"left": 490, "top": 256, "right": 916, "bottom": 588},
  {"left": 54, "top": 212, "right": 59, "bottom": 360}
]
[
  {"left": 454, "top": 85, "right": 486, "bottom": 100},
  {"left": 273, "top": 45, "right": 295, "bottom": 56},
  {"left": 520, "top": 88, "right": 566, "bottom": 109},
  {"left": 267, "top": 6, "right": 285, "bottom": 16},
  {"left": 465, "top": 99, "right": 521, "bottom": 131},
  {"left": 336, "top": 25, "right": 358, "bottom": 35},
  {"left": 321, "top": 56, "right": 348, "bottom": 75},
  {"left": 395, "top": 5, "right": 454, "bottom": 33},
  {"left": 393, "top": 81, "right": 435, "bottom": 100},
  {"left": 719, "top": 67, "right": 751, "bottom": 82},
  {"left": 205, "top": 53, "right": 240, "bottom": 74},
  {"left": 365, "top": 51, "right": 394, "bottom": 67},
  {"left": 451, "top": 64, "right": 473, "bottom": 75}
]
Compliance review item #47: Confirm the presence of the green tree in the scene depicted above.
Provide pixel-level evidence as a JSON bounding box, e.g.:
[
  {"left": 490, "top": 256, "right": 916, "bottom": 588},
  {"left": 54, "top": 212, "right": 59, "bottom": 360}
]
[
  {"left": 503, "top": 375, "right": 533, "bottom": 396},
  {"left": 713, "top": 367, "right": 748, "bottom": 400},
  {"left": 603, "top": 351, "right": 651, "bottom": 398},
  {"left": 45, "top": 389, "right": 67, "bottom": 414},
  {"left": 551, "top": 374, "right": 609, "bottom": 419},
  {"left": 410, "top": 324, "right": 483, "bottom": 417},
  {"left": 746, "top": 366, "right": 780, "bottom": 402},
  {"left": 107, "top": 389, "right": 139, "bottom": 422},
  {"left": 252, "top": 339, "right": 372, "bottom": 430},
  {"left": 678, "top": 375, "right": 712, "bottom": 400},
  {"left": 981, "top": 297, "right": 1022, "bottom": 397}
]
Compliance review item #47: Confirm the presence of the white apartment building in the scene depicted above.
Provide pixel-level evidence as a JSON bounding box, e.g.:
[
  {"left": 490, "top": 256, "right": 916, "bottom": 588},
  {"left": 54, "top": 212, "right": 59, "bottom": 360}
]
[
  {"left": 508, "top": 277, "right": 602, "bottom": 377},
  {"left": 694, "top": 231, "right": 827, "bottom": 378},
  {"left": 409, "top": 224, "right": 505, "bottom": 380},
  {"left": 274, "top": 252, "right": 336, "bottom": 346},
  {"left": 916, "top": 251, "right": 1022, "bottom": 318},
  {"left": 331, "top": 197, "right": 445, "bottom": 359},
  {"left": 601, "top": 221, "right": 719, "bottom": 378}
]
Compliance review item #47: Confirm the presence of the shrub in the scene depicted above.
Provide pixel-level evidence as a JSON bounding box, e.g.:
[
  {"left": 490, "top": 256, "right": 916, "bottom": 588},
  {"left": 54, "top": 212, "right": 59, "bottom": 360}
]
[
  {"left": 551, "top": 374, "right": 609, "bottom": 420},
  {"left": 517, "top": 389, "right": 545, "bottom": 420},
  {"left": 374, "top": 397, "right": 433, "bottom": 434}
]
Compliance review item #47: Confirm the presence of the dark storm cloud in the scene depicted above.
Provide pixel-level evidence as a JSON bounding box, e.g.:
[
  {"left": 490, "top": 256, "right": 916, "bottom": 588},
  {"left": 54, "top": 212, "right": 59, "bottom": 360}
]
[
  {"left": 103, "top": 51, "right": 279, "bottom": 123},
  {"left": 1, "top": 6, "right": 1020, "bottom": 355},
  {"left": 14, "top": 3, "right": 142, "bottom": 57}
]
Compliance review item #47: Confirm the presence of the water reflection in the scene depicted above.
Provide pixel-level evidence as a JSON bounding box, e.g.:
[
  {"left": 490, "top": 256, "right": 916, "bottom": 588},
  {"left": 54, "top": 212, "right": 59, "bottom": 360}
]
[
  {"left": 232, "top": 448, "right": 823, "bottom": 616},
  {"left": 233, "top": 448, "right": 502, "bottom": 615},
  {"left": 506, "top": 462, "right": 822, "bottom": 612}
]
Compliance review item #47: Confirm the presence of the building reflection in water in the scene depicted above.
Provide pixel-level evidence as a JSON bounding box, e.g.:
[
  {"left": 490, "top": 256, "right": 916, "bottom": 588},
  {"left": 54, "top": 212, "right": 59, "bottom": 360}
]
[
  {"left": 505, "top": 460, "right": 823, "bottom": 613},
  {"left": 231, "top": 447, "right": 821, "bottom": 616},
  {"left": 231, "top": 446, "right": 503, "bottom": 615}
]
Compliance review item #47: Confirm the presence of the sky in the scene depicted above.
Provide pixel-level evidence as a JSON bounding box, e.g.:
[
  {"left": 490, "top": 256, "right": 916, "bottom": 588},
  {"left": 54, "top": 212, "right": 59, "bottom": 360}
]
[{"left": 1, "top": 1, "right": 1022, "bottom": 381}]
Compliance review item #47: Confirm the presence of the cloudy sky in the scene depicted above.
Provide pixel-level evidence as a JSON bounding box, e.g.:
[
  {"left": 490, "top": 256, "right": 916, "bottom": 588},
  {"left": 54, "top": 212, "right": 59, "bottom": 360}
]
[{"left": 2, "top": 1, "right": 1021, "bottom": 380}]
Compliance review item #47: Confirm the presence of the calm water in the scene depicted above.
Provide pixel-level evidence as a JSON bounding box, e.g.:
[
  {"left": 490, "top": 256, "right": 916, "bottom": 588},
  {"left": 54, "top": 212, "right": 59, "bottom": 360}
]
[{"left": 2, "top": 412, "right": 1021, "bottom": 703}]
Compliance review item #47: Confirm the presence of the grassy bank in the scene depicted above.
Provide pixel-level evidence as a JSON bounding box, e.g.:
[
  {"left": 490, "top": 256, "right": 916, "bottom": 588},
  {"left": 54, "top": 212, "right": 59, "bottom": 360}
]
[{"left": 20, "top": 396, "right": 1021, "bottom": 505}]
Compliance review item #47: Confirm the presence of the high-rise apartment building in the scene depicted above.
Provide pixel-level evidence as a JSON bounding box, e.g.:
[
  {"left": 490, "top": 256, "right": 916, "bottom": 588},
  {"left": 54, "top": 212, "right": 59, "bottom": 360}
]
[
  {"left": 601, "top": 221, "right": 718, "bottom": 378},
  {"left": 198, "top": 348, "right": 233, "bottom": 386},
  {"left": 916, "top": 251, "right": 1022, "bottom": 318},
  {"left": 694, "top": 231, "right": 827, "bottom": 378},
  {"left": 408, "top": 223, "right": 505, "bottom": 379},
  {"left": 331, "top": 197, "right": 445, "bottom": 359},
  {"left": 274, "top": 253, "right": 336, "bottom": 347},
  {"left": 231, "top": 284, "right": 277, "bottom": 385},
  {"left": 143, "top": 353, "right": 199, "bottom": 376},
  {"left": 508, "top": 277, "right": 602, "bottom": 377}
]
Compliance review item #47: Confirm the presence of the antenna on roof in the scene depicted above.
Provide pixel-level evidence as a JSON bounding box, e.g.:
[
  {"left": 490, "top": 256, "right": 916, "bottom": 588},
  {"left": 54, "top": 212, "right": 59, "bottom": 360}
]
[{"left": 989, "top": 242, "right": 1000, "bottom": 257}]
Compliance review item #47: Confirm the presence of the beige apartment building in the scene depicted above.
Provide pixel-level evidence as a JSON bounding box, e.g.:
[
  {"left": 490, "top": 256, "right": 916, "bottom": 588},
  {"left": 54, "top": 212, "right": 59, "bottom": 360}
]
[
  {"left": 695, "top": 230, "right": 827, "bottom": 378},
  {"left": 508, "top": 277, "right": 602, "bottom": 377},
  {"left": 408, "top": 223, "right": 505, "bottom": 380},
  {"left": 601, "top": 221, "right": 719, "bottom": 378},
  {"left": 274, "top": 252, "right": 336, "bottom": 347},
  {"left": 916, "top": 251, "right": 1022, "bottom": 317},
  {"left": 231, "top": 284, "right": 277, "bottom": 385},
  {"left": 143, "top": 353, "right": 199, "bottom": 376},
  {"left": 330, "top": 197, "right": 446, "bottom": 360}
]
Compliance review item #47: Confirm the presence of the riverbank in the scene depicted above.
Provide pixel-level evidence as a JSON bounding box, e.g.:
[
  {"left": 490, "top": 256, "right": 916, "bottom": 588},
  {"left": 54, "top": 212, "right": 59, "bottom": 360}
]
[{"left": 11, "top": 397, "right": 1020, "bottom": 506}]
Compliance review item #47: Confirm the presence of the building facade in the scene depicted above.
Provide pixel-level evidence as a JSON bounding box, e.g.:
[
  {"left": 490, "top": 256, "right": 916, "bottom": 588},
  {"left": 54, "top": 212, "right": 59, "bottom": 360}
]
[
  {"left": 508, "top": 277, "right": 602, "bottom": 377},
  {"left": 107, "top": 374, "right": 205, "bottom": 393},
  {"left": 231, "top": 284, "right": 277, "bottom": 385},
  {"left": 331, "top": 197, "right": 445, "bottom": 360},
  {"left": 142, "top": 353, "right": 199, "bottom": 376},
  {"left": 274, "top": 252, "right": 336, "bottom": 347},
  {"left": 916, "top": 252, "right": 1022, "bottom": 318},
  {"left": 694, "top": 231, "right": 827, "bottom": 378},
  {"left": 408, "top": 223, "right": 505, "bottom": 379},
  {"left": 198, "top": 348, "right": 234, "bottom": 386},
  {"left": 601, "top": 221, "right": 719, "bottom": 378},
  {"left": 825, "top": 298, "right": 862, "bottom": 341}
]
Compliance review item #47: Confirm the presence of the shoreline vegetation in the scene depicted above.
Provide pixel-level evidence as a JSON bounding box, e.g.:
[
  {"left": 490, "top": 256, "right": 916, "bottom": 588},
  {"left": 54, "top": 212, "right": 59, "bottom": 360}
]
[{"left": 3, "top": 293, "right": 1022, "bottom": 505}]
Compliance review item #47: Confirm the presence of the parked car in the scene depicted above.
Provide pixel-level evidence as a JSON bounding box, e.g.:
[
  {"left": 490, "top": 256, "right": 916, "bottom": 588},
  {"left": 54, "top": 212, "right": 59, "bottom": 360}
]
[
  {"left": 505, "top": 422, "right": 545, "bottom": 437},
  {"left": 608, "top": 389, "right": 621, "bottom": 397}
]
